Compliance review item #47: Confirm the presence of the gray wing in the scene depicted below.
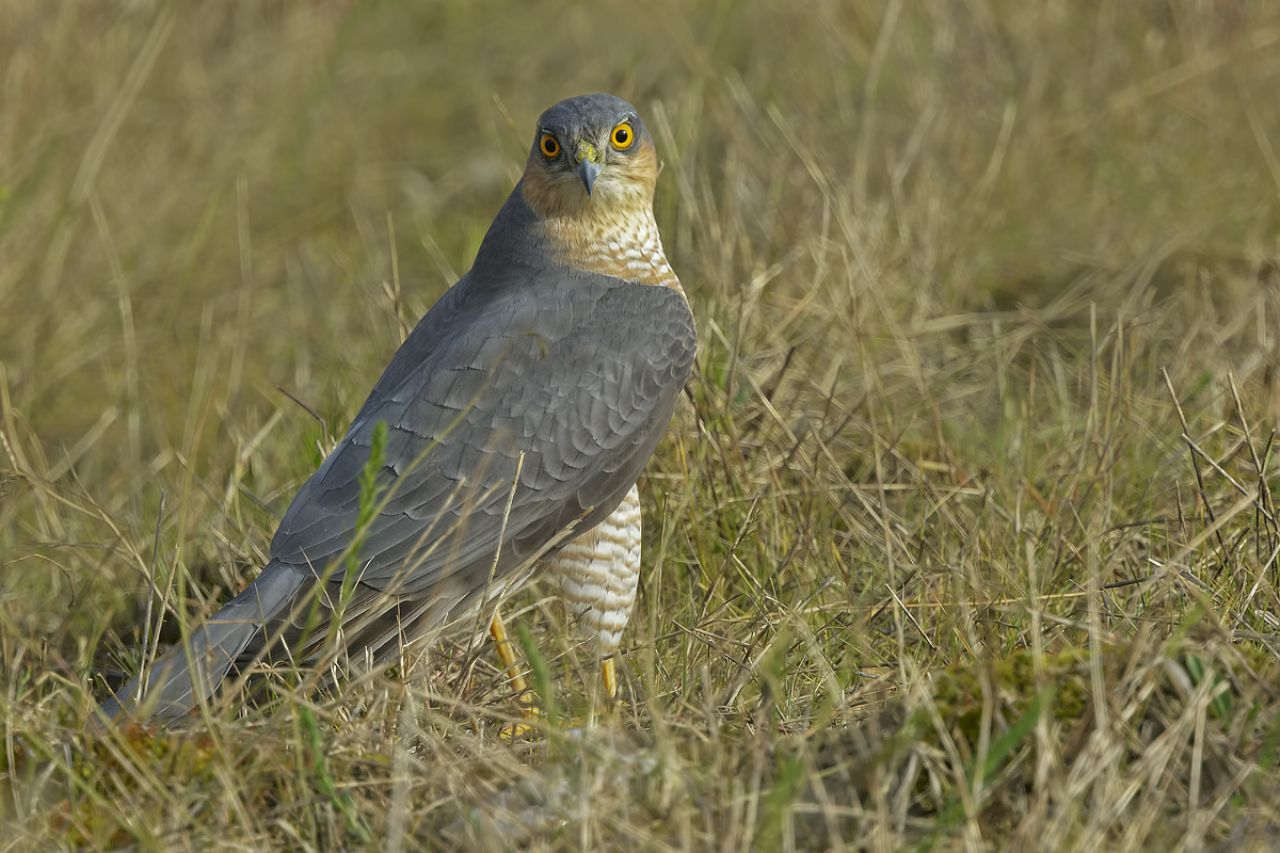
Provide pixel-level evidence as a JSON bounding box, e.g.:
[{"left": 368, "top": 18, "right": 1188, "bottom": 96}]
[{"left": 269, "top": 271, "right": 695, "bottom": 602}]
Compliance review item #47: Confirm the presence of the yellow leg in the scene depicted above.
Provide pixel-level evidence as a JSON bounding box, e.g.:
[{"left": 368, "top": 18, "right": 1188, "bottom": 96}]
[
  {"left": 489, "top": 611, "right": 621, "bottom": 735},
  {"left": 489, "top": 609, "right": 530, "bottom": 702},
  {"left": 489, "top": 609, "right": 538, "bottom": 737},
  {"left": 601, "top": 656, "right": 619, "bottom": 702}
]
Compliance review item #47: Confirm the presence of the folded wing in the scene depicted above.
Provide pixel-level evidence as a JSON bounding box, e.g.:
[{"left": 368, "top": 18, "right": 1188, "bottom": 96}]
[{"left": 269, "top": 272, "right": 696, "bottom": 614}]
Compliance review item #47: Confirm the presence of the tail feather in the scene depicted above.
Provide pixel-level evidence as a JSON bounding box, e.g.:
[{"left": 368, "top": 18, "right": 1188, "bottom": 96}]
[{"left": 100, "top": 562, "right": 308, "bottom": 724}]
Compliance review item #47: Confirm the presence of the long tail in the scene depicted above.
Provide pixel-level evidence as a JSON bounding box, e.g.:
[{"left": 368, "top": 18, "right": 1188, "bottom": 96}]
[{"left": 99, "top": 562, "right": 308, "bottom": 725}]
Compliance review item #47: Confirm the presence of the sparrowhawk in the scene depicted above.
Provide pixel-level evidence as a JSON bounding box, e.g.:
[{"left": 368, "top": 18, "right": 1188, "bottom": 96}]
[{"left": 101, "top": 93, "right": 696, "bottom": 724}]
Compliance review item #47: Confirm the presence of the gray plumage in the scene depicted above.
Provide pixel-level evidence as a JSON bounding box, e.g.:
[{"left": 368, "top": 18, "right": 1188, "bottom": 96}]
[{"left": 102, "top": 95, "right": 695, "bottom": 723}]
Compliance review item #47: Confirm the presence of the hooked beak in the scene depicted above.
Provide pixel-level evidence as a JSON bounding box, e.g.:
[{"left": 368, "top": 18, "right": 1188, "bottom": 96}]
[{"left": 574, "top": 142, "right": 602, "bottom": 195}]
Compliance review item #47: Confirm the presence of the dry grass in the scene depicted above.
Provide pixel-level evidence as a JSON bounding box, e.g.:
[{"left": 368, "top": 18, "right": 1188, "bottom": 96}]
[{"left": 5, "top": 1, "right": 1280, "bottom": 849}]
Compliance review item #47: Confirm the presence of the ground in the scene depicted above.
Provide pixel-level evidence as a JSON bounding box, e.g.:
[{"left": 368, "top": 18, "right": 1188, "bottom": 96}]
[{"left": 4, "top": 2, "right": 1280, "bottom": 850}]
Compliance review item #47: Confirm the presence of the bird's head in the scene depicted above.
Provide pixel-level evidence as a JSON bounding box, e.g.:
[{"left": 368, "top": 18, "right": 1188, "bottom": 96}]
[{"left": 520, "top": 94, "right": 659, "bottom": 217}]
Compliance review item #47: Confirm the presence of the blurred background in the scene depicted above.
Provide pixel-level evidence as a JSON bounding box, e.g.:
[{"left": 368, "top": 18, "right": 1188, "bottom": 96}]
[
  {"left": 5, "top": 1, "right": 1280, "bottom": 847},
  {"left": 6, "top": 2, "right": 1279, "bottom": 451}
]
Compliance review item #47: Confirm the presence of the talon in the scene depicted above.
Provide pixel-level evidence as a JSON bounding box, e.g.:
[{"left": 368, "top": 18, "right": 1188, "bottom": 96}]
[{"left": 498, "top": 706, "right": 541, "bottom": 742}]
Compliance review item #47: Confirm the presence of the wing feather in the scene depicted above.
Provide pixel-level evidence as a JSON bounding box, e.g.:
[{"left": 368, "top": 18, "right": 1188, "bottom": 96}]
[{"left": 269, "top": 271, "right": 695, "bottom": 607}]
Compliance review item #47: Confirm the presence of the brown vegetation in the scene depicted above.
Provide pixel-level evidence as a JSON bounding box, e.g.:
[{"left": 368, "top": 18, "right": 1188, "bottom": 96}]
[{"left": 4, "top": 2, "right": 1280, "bottom": 848}]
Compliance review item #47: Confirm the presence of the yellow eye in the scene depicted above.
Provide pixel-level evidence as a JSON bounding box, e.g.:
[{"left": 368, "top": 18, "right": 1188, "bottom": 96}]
[
  {"left": 539, "top": 133, "right": 560, "bottom": 158},
  {"left": 610, "top": 121, "right": 635, "bottom": 151}
]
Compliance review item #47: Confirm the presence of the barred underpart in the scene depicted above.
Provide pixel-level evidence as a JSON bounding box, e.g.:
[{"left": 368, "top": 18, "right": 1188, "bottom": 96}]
[{"left": 548, "top": 484, "right": 642, "bottom": 655}]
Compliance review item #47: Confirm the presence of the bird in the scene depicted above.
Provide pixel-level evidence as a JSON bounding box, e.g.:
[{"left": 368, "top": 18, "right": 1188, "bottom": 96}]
[{"left": 100, "top": 93, "right": 696, "bottom": 725}]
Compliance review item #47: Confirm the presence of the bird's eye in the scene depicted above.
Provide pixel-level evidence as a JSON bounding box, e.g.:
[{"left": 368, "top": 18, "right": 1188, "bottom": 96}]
[
  {"left": 610, "top": 121, "right": 635, "bottom": 151},
  {"left": 539, "top": 133, "right": 560, "bottom": 158}
]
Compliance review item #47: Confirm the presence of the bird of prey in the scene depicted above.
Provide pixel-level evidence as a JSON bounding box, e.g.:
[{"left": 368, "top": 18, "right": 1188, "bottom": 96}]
[{"left": 101, "top": 93, "right": 696, "bottom": 724}]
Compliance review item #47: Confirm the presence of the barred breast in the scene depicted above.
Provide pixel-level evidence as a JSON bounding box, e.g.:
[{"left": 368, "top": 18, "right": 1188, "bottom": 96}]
[{"left": 546, "top": 484, "right": 643, "bottom": 655}]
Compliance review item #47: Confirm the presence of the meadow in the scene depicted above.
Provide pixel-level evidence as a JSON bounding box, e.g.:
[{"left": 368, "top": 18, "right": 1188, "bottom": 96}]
[{"left": 4, "top": 1, "right": 1280, "bottom": 849}]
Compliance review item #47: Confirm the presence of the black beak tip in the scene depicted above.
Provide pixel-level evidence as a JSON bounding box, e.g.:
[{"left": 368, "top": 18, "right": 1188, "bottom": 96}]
[{"left": 577, "top": 161, "right": 600, "bottom": 196}]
